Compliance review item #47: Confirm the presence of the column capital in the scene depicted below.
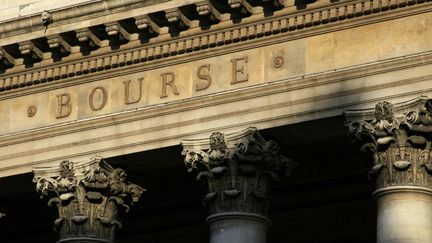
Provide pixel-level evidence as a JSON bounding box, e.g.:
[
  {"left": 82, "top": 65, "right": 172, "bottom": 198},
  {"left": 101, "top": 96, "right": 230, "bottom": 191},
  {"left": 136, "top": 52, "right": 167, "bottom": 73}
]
[
  {"left": 33, "top": 155, "right": 145, "bottom": 242},
  {"left": 181, "top": 127, "right": 295, "bottom": 216},
  {"left": 347, "top": 97, "right": 432, "bottom": 191}
]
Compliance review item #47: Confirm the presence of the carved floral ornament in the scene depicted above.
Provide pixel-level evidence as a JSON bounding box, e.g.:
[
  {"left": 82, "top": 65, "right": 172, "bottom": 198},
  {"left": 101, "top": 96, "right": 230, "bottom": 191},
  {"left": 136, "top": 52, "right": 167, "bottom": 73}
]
[
  {"left": 181, "top": 127, "right": 296, "bottom": 215},
  {"left": 347, "top": 98, "right": 432, "bottom": 190},
  {"left": 33, "top": 155, "right": 145, "bottom": 242}
]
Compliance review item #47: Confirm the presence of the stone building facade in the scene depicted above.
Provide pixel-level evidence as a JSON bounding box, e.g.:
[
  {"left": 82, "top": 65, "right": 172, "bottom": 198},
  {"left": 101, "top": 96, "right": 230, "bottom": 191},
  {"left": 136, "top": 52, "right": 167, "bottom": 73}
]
[{"left": 0, "top": 0, "right": 432, "bottom": 242}]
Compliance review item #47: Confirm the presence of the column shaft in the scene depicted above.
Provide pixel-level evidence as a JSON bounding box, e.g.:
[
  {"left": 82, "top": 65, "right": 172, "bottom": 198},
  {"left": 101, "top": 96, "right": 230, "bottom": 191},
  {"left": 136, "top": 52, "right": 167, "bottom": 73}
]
[
  {"left": 376, "top": 188, "right": 432, "bottom": 243},
  {"left": 207, "top": 213, "right": 270, "bottom": 243},
  {"left": 347, "top": 99, "right": 432, "bottom": 243}
]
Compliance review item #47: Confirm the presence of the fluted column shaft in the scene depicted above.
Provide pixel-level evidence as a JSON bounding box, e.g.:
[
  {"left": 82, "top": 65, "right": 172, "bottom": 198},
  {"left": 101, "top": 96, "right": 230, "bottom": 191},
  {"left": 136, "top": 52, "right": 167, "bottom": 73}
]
[
  {"left": 182, "top": 127, "right": 295, "bottom": 243},
  {"left": 348, "top": 99, "right": 432, "bottom": 243}
]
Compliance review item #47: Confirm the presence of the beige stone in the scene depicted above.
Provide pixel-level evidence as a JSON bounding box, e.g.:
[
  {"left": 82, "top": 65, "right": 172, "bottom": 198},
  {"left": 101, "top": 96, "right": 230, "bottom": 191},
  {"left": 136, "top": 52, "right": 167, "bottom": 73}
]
[
  {"left": 264, "top": 39, "right": 306, "bottom": 81},
  {"left": 378, "top": 12, "right": 431, "bottom": 60},
  {"left": 306, "top": 33, "right": 334, "bottom": 74},
  {"left": 2, "top": 58, "right": 432, "bottom": 176},
  {"left": 0, "top": 7, "right": 20, "bottom": 22},
  {"left": 0, "top": 47, "right": 268, "bottom": 134},
  {"left": 19, "top": 0, "right": 93, "bottom": 16},
  {"left": 305, "top": 12, "right": 432, "bottom": 72},
  {"left": 377, "top": 191, "right": 432, "bottom": 243},
  {"left": 0, "top": 0, "right": 94, "bottom": 22},
  {"left": 333, "top": 23, "right": 381, "bottom": 69}
]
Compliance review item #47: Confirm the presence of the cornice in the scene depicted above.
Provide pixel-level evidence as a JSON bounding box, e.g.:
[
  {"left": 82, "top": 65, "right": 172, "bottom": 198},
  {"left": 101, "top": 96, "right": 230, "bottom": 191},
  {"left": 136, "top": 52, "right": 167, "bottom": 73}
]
[
  {"left": 0, "top": 0, "right": 171, "bottom": 38},
  {"left": 0, "top": 0, "right": 338, "bottom": 40},
  {"left": 0, "top": 0, "right": 431, "bottom": 96}
]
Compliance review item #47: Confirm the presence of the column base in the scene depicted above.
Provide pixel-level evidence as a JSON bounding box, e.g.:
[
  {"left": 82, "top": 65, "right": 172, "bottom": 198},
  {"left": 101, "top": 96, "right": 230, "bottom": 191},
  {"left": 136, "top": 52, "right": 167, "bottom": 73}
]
[
  {"left": 374, "top": 186, "right": 432, "bottom": 243},
  {"left": 373, "top": 186, "right": 432, "bottom": 198},
  {"left": 206, "top": 212, "right": 271, "bottom": 243},
  {"left": 57, "top": 237, "right": 113, "bottom": 243}
]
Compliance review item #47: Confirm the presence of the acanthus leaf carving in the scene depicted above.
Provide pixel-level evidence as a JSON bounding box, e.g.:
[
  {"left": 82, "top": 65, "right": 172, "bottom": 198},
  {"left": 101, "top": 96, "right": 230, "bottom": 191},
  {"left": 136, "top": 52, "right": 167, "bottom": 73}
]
[
  {"left": 33, "top": 155, "right": 145, "bottom": 242},
  {"left": 347, "top": 99, "right": 432, "bottom": 190},
  {"left": 182, "top": 127, "right": 295, "bottom": 216}
]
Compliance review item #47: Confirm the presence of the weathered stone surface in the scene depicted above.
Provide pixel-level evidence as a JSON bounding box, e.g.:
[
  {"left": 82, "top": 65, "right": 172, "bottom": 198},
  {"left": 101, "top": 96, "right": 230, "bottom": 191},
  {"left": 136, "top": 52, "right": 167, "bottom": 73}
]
[
  {"left": 33, "top": 155, "right": 145, "bottom": 242},
  {"left": 0, "top": 0, "right": 160, "bottom": 21},
  {"left": 347, "top": 99, "right": 432, "bottom": 190},
  {"left": 306, "top": 33, "right": 334, "bottom": 74},
  {"left": 376, "top": 191, "right": 432, "bottom": 243},
  {"left": 347, "top": 98, "right": 432, "bottom": 243},
  {"left": 182, "top": 127, "right": 295, "bottom": 216},
  {"left": 182, "top": 127, "right": 295, "bottom": 243},
  {"left": 207, "top": 213, "right": 270, "bottom": 243}
]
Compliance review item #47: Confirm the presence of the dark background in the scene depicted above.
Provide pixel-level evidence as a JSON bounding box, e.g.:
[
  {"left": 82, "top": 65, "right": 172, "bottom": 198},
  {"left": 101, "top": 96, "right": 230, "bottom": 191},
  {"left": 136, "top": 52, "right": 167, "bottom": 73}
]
[{"left": 0, "top": 116, "right": 376, "bottom": 243}]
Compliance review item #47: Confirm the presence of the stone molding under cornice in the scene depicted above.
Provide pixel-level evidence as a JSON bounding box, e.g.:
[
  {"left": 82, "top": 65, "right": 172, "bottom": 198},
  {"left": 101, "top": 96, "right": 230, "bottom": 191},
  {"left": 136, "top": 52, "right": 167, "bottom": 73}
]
[
  {"left": 345, "top": 95, "right": 431, "bottom": 121},
  {"left": 0, "top": 0, "right": 430, "bottom": 95}
]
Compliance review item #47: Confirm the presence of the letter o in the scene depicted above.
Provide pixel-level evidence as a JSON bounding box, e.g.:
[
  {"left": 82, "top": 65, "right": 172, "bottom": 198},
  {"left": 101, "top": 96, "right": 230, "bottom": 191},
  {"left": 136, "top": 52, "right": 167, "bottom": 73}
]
[{"left": 89, "top": 86, "right": 108, "bottom": 111}]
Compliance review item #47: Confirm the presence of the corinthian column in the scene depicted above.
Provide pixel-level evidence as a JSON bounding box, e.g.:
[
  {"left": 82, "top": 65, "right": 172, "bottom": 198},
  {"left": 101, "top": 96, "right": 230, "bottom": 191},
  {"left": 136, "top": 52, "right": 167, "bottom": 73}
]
[
  {"left": 181, "top": 127, "right": 295, "bottom": 243},
  {"left": 33, "top": 155, "right": 145, "bottom": 243},
  {"left": 348, "top": 99, "right": 432, "bottom": 243}
]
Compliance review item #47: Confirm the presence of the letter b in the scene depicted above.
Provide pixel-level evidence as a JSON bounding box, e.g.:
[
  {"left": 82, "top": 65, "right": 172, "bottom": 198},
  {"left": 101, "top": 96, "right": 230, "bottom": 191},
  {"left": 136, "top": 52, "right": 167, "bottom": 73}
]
[{"left": 56, "top": 93, "right": 72, "bottom": 119}]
